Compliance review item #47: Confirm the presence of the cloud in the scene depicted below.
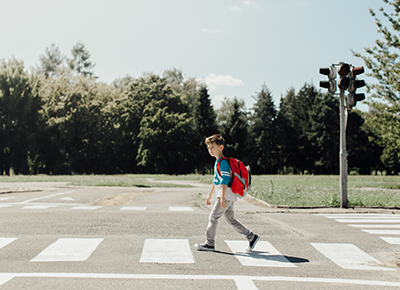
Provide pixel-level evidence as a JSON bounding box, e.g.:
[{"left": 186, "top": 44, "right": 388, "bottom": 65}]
[
  {"left": 243, "top": 1, "right": 254, "bottom": 5},
  {"left": 202, "top": 28, "right": 225, "bottom": 34},
  {"left": 202, "top": 74, "right": 244, "bottom": 92},
  {"left": 229, "top": 6, "right": 242, "bottom": 11}
]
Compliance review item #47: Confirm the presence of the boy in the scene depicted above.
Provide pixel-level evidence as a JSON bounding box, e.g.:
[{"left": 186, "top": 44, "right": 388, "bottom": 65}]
[{"left": 194, "top": 134, "right": 260, "bottom": 252}]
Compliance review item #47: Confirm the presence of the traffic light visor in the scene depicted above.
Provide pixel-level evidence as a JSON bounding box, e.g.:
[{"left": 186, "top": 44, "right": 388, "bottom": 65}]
[
  {"left": 319, "top": 66, "right": 336, "bottom": 79},
  {"left": 352, "top": 66, "right": 364, "bottom": 76},
  {"left": 354, "top": 80, "right": 365, "bottom": 89},
  {"left": 355, "top": 93, "right": 365, "bottom": 102}
]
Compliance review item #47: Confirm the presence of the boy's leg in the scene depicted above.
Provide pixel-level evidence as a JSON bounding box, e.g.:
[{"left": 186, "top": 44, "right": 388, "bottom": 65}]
[
  {"left": 205, "top": 197, "right": 229, "bottom": 247},
  {"left": 224, "top": 202, "right": 254, "bottom": 241}
]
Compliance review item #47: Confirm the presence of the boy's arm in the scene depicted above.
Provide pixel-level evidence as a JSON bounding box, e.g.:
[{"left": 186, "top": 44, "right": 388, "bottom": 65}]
[
  {"left": 206, "top": 184, "right": 215, "bottom": 205},
  {"left": 220, "top": 184, "right": 227, "bottom": 208}
]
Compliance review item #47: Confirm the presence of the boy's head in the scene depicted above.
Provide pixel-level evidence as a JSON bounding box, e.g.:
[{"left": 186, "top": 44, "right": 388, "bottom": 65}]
[
  {"left": 205, "top": 134, "right": 225, "bottom": 146},
  {"left": 205, "top": 134, "right": 225, "bottom": 158}
]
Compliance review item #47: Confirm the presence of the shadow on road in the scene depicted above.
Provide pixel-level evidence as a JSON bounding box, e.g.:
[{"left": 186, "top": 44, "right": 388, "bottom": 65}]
[{"left": 210, "top": 250, "right": 309, "bottom": 264}]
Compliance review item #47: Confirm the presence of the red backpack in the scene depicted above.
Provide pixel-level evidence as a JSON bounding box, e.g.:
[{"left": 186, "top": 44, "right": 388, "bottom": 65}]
[{"left": 217, "top": 157, "right": 251, "bottom": 198}]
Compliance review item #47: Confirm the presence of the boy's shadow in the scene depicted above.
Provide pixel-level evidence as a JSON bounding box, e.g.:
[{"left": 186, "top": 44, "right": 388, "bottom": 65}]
[{"left": 213, "top": 250, "right": 309, "bottom": 264}]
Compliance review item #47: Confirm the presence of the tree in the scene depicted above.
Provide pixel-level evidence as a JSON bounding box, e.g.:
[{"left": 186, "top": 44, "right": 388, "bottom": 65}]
[
  {"left": 38, "top": 70, "right": 119, "bottom": 174},
  {"left": 38, "top": 44, "right": 65, "bottom": 77},
  {"left": 353, "top": 0, "right": 400, "bottom": 174},
  {"left": 275, "top": 88, "right": 301, "bottom": 173},
  {"left": 307, "top": 91, "right": 339, "bottom": 174},
  {"left": 68, "top": 41, "right": 95, "bottom": 77},
  {"left": 0, "top": 58, "right": 41, "bottom": 175},
  {"left": 218, "top": 97, "right": 249, "bottom": 162},
  {"left": 123, "top": 74, "right": 196, "bottom": 174},
  {"left": 163, "top": 68, "right": 200, "bottom": 114},
  {"left": 346, "top": 110, "right": 383, "bottom": 174},
  {"left": 250, "top": 84, "right": 277, "bottom": 174},
  {"left": 193, "top": 86, "right": 218, "bottom": 174}
]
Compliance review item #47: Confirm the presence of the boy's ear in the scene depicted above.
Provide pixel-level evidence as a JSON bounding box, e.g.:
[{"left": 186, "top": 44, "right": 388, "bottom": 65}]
[{"left": 219, "top": 144, "right": 224, "bottom": 151}]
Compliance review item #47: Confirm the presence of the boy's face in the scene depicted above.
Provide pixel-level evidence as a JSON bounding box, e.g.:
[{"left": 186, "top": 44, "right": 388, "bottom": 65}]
[{"left": 207, "top": 142, "right": 223, "bottom": 158}]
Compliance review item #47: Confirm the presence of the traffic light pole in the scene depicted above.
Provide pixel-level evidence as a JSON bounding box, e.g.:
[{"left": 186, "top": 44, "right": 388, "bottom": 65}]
[
  {"left": 339, "top": 89, "right": 348, "bottom": 208},
  {"left": 320, "top": 62, "right": 365, "bottom": 208}
]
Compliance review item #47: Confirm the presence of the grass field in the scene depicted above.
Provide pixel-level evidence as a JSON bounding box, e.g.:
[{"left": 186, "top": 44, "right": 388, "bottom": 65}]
[{"left": 0, "top": 174, "right": 399, "bottom": 208}]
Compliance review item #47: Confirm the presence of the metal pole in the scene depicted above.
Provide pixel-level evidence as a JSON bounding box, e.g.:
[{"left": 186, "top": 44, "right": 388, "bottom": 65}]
[{"left": 339, "top": 90, "right": 348, "bottom": 208}]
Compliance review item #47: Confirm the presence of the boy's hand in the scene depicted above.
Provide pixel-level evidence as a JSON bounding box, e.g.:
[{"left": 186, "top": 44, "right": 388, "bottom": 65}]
[
  {"left": 220, "top": 198, "right": 226, "bottom": 208},
  {"left": 206, "top": 195, "right": 212, "bottom": 205}
]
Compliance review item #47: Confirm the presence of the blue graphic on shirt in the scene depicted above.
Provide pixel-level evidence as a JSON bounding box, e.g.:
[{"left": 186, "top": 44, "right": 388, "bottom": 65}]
[{"left": 213, "top": 158, "right": 231, "bottom": 186}]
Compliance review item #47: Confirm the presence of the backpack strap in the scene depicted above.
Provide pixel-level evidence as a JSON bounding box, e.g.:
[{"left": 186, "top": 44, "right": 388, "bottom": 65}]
[
  {"left": 217, "top": 157, "right": 233, "bottom": 187},
  {"left": 217, "top": 157, "right": 228, "bottom": 177}
]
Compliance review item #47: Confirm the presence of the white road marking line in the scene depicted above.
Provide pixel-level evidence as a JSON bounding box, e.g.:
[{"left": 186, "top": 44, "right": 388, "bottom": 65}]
[
  {"left": 311, "top": 243, "right": 394, "bottom": 271},
  {"left": 319, "top": 214, "right": 400, "bottom": 218},
  {"left": 2, "top": 273, "right": 400, "bottom": 288},
  {"left": 70, "top": 206, "right": 102, "bottom": 210},
  {"left": 348, "top": 224, "right": 400, "bottom": 228},
  {"left": 0, "top": 205, "right": 12, "bottom": 208},
  {"left": 234, "top": 277, "right": 258, "bottom": 290},
  {"left": 21, "top": 190, "right": 76, "bottom": 203},
  {"left": 23, "top": 205, "right": 57, "bottom": 209},
  {"left": 225, "top": 240, "right": 296, "bottom": 267},
  {"left": 0, "top": 197, "right": 15, "bottom": 201},
  {"left": 140, "top": 239, "right": 194, "bottom": 264},
  {"left": 361, "top": 229, "right": 400, "bottom": 235},
  {"left": 0, "top": 238, "right": 17, "bottom": 249},
  {"left": 60, "top": 197, "right": 74, "bottom": 201},
  {"left": 120, "top": 206, "right": 147, "bottom": 211},
  {"left": 31, "top": 238, "right": 103, "bottom": 262},
  {"left": 380, "top": 237, "right": 400, "bottom": 244},
  {"left": 168, "top": 206, "right": 194, "bottom": 212},
  {"left": 335, "top": 219, "right": 400, "bottom": 223}
]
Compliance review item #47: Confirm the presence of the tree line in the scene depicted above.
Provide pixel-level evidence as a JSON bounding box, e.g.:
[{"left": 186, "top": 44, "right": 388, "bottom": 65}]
[
  {"left": 0, "top": 45, "right": 383, "bottom": 176},
  {"left": 2, "top": 0, "right": 400, "bottom": 177}
]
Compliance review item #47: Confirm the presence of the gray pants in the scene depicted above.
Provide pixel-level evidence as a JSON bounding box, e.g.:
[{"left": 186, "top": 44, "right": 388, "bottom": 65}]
[{"left": 206, "top": 197, "right": 254, "bottom": 247}]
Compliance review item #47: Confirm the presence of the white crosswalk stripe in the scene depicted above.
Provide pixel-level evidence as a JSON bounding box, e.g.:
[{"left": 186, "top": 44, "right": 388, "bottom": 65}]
[
  {"left": 317, "top": 213, "right": 400, "bottom": 244},
  {"left": 349, "top": 224, "right": 400, "bottom": 228},
  {"left": 0, "top": 238, "right": 17, "bottom": 249},
  {"left": 31, "top": 238, "right": 104, "bottom": 262},
  {"left": 70, "top": 206, "right": 102, "bottom": 210},
  {"left": 120, "top": 206, "right": 147, "bottom": 211},
  {"left": 311, "top": 243, "right": 395, "bottom": 271},
  {"left": 140, "top": 239, "right": 194, "bottom": 263},
  {"left": 362, "top": 229, "right": 400, "bottom": 235},
  {"left": 380, "top": 237, "right": 400, "bottom": 244},
  {"left": 225, "top": 240, "right": 296, "bottom": 267}
]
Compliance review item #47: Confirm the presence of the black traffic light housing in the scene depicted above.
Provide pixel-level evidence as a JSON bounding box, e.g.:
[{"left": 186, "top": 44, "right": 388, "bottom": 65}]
[
  {"left": 337, "top": 63, "right": 351, "bottom": 90},
  {"left": 319, "top": 65, "right": 337, "bottom": 94},
  {"left": 347, "top": 66, "right": 365, "bottom": 107}
]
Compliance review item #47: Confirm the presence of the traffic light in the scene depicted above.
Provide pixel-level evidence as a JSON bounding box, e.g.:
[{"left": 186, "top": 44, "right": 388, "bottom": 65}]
[
  {"left": 347, "top": 66, "right": 365, "bottom": 107},
  {"left": 319, "top": 65, "right": 337, "bottom": 94},
  {"left": 337, "top": 62, "right": 351, "bottom": 90}
]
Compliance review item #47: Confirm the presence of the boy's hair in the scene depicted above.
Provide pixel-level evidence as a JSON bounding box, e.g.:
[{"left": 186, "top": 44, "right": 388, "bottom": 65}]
[{"left": 205, "top": 134, "right": 225, "bottom": 146}]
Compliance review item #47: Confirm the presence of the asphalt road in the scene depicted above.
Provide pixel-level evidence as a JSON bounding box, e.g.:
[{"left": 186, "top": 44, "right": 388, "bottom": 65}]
[{"left": 0, "top": 181, "right": 399, "bottom": 289}]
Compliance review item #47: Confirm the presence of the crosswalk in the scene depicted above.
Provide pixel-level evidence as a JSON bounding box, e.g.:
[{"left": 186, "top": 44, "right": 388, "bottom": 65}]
[
  {"left": 0, "top": 203, "right": 195, "bottom": 211},
  {"left": 0, "top": 236, "right": 395, "bottom": 271},
  {"left": 317, "top": 213, "right": 400, "bottom": 244}
]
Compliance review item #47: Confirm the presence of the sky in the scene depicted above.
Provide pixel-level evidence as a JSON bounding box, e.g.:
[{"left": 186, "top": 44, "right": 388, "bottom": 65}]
[{"left": 0, "top": 0, "right": 388, "bottom": 112}]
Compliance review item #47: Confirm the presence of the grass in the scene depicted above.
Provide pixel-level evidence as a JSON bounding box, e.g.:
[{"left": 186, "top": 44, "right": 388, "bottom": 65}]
[
  {"left": 250, "top": 175, "right": 400, "bottom": 208},
  {"left": 0, "top": 174, "right": 399, "bottom": 208}
]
